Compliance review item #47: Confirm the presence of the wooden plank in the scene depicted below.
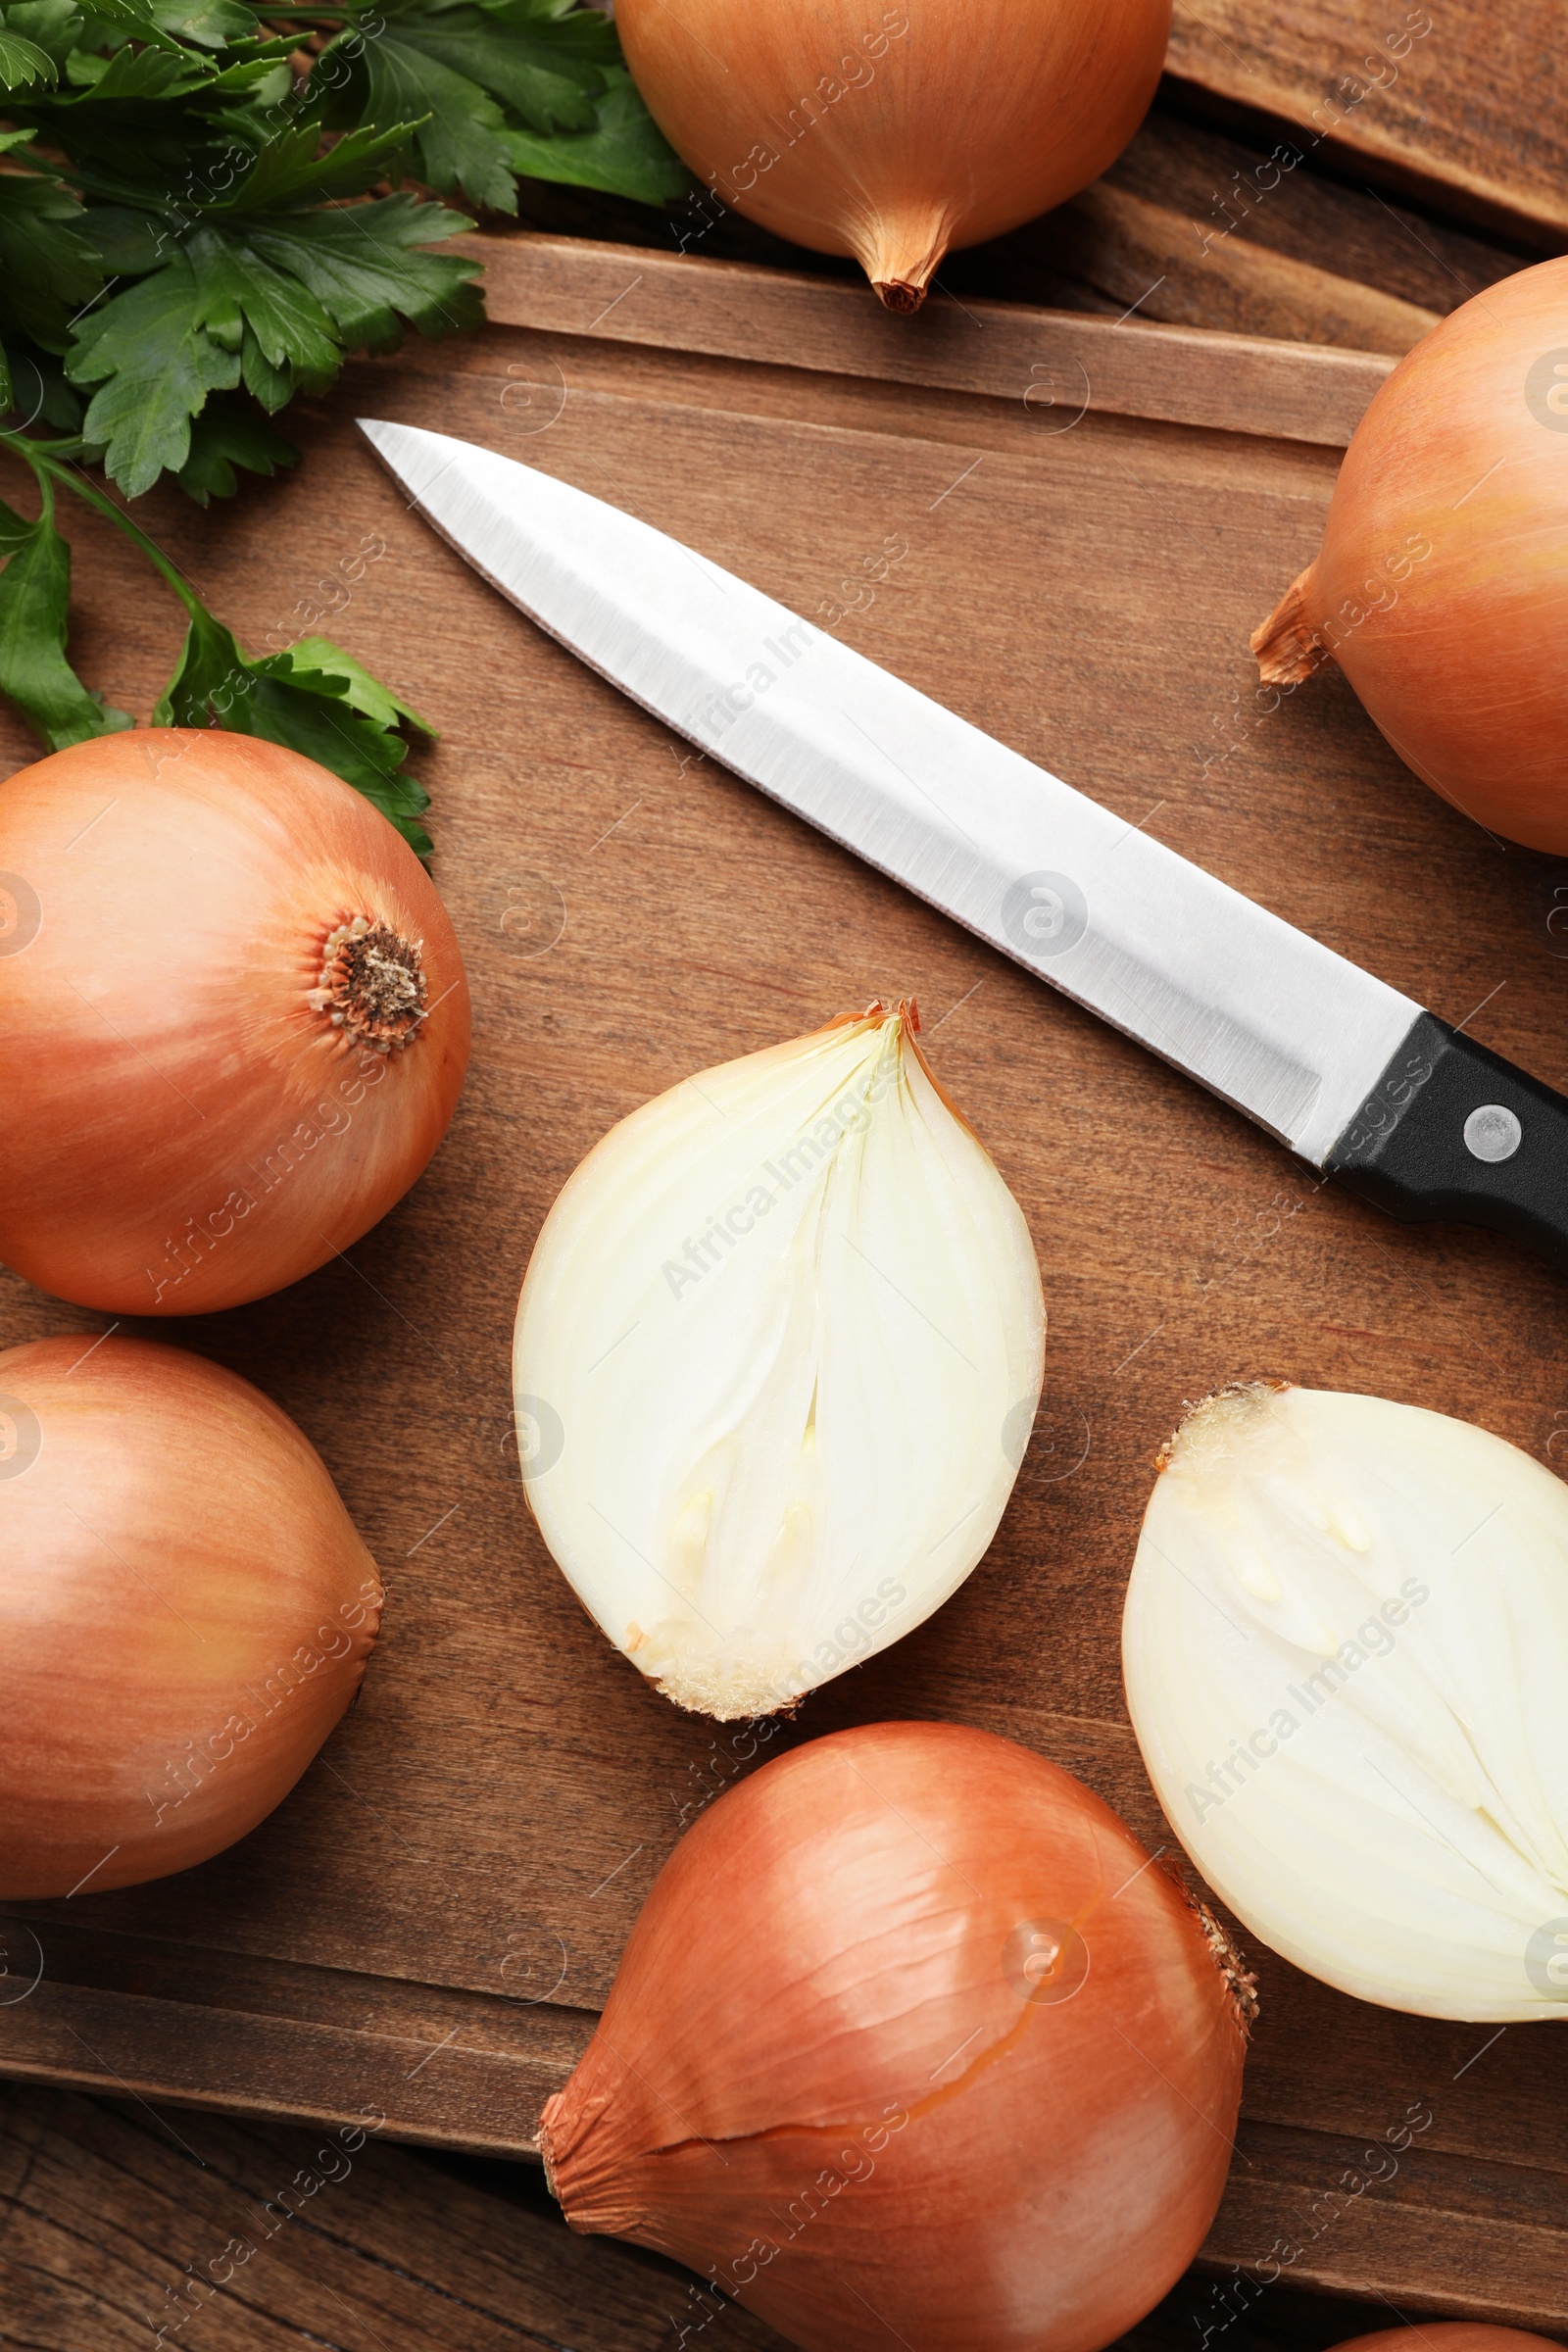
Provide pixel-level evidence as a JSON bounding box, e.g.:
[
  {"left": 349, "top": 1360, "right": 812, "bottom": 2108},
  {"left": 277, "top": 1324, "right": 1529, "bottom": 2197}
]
[
  {"left": 0, "top": 1924, "right": 589, "bottom": 2157},
  {"left": 972, "top": 106, "right": 1520, "bottom": 357},
  {"left": 1082, "top": 110, "right": 1524, "bottom": 337},
  {"left": 1208, "top": 2118, "right": 1568, "bottom": 2332},
  {"left": 453, "top": 230, "right": 1396, "bottom": 447},
  {"left": 1162, "top": 1, "right": 1568, "bottom": 249},
  {"left": 4, "top": 264, "right": 1568, "bottom": 2321},
  {"left": 1, "top": 2080, "right": 1415, "bottom": 2352},
  {"left": 0, "top": 2083, "right": 795, "bottom": 2349},
  {"left": 1046, "top": 179, "right": 1442, "bottom": 353}
]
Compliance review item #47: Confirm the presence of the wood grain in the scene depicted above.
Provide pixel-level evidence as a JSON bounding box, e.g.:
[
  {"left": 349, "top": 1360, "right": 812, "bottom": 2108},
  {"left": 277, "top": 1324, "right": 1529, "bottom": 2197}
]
[
  {"left": 1079, "top": 111, "right": 1523, "bottom": 341},
  {"left": 3, "top": 244, "right": 1568, "bottom": 2324},
  {"left": 1162, "top": 0, "right": 1568, "bottom": 248},
  {"left": 455, "top": 229, "right": 1396, "bottom": 447},
  {"left": 0, "top": 2083, "right": 794, "bottom": 2349},
  {"left": 0, "top": 2080, "right": 1413, "bottom": 2352}
]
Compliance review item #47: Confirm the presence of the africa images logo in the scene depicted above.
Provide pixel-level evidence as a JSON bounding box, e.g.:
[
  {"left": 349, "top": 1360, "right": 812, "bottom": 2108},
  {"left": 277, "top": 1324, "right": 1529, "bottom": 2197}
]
[
  {"left": 1524, "top": 348, "right": 1568, "bottom": 433},
  {"left": 0, "top": 872, "right": 41, "bottom": 956},
  {"left": 0, "top": 1394, "right": 41, "bottom": 1481},
  {"left": 1001, "top": 870, "right": 1089, "bottom": 960},
  {"left": 1525, "top": 1917, "right": 1568, "bottom": 2000}
]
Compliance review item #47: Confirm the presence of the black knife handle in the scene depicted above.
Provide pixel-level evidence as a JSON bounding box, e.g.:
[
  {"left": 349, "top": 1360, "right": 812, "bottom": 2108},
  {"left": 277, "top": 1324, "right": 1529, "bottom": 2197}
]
[{"left": 1327, "top": 1011, "right": 1568, "bottom": 1270}]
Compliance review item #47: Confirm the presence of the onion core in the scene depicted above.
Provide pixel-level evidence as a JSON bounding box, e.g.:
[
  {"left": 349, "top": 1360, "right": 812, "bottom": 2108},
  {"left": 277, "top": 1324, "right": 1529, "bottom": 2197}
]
[
  {"left": 0, "top": 1335, "right": 382, "bottom": 1898},
  {"left": 541, "top": 1721, "right": 1250, "bottom": 2352}
]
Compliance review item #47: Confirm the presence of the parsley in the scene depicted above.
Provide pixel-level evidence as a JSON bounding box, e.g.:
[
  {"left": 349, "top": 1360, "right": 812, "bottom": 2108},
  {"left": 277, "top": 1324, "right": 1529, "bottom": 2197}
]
[
  {"left": 0, "top": 432, "right": 437, "bottom": 845},
  {"left": 0, "top": 0, "right": 689, "bottom": 830}
]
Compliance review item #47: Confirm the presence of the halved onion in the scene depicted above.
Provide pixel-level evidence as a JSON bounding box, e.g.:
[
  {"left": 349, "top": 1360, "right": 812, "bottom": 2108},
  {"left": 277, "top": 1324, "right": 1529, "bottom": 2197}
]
[{"left": 513, "top": 1004, "right": 1045, "bottom": 1719}]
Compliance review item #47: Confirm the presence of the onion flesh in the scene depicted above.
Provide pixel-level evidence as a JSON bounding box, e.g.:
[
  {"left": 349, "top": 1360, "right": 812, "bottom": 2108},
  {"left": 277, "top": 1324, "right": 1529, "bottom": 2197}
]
[
  {"left": 0, "top": 1335, "right": 382, "bottom": 1898},
  {"left": 1251, "top": 256, "right": 1568, "bottom": 852},
  {"left": 513, "top": 1004, "right": 1045, "bottom": 1720},
  {"left": 541, "top": 1720, "right": 1250, "bottom": 2352},
  {"left": 1123, "top": 1382, "right": 1568, "bottom": 2023},
  {"left": 616, "top": 0, "right": 1171, "bottom": 312},
  {"left": 0, "top": 729, "right": 470, "bottom": 1314}
]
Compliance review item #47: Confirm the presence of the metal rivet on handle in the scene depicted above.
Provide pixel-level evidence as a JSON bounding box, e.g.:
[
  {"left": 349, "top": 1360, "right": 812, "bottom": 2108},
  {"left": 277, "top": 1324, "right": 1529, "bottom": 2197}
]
[{"left": 1463, "top": 1104, "right": 1523, "bottom": 1163}]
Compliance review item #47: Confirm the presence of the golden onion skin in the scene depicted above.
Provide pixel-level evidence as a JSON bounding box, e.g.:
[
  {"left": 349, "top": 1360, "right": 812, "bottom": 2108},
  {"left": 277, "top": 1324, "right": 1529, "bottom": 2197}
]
[
  {"left": 0, "top": 730, "right": 469, "bottom": 1314},
  {"left": 1253, "top": 256, "right": 1568, "bottom": 852},
  {"left": 617, "top": 0, "right": 1171, "bottom": 312},
  {"left": 1331, "top": 2332, "right": 1568, "bottom": 2352},
  {"left": 0, "top": 1336, "right": 381, "bottom": 1897},
  {"left": 542, "top": 1721, "right": 1250, "bottom": 2352}
]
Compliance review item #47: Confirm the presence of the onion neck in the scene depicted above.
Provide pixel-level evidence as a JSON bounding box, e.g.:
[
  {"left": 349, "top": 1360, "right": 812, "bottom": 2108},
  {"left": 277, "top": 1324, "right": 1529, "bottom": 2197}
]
[
  {"left": 309, "top": 914, "right": 427, "bottom": 1054},
  {"left": 858, "top": 201, "right": 956, "bottom": 315},
  {"left": 1251, "top": 564, "right": 1333, "bottom": 686}
]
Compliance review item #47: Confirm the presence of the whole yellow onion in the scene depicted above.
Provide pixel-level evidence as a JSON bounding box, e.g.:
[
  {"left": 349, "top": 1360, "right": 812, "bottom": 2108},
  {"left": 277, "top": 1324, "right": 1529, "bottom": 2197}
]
[
  {"left": 0, "top": 729, "right": 469, "bottom": 1316},
  {"left": 543, "top": 1723, "right": 1250, "bottom": 2352},
  {"left": 617, "top": 0, "right": 1172, "bottom": 312},
  {"left": 0, "top": 1335, "right": 381, "bottom": 1898},
  {"left": 1251, "top": 258, "right": 1568, "bottom": 852},
  {"left": 1332, "top": 2333, "right": 1566, "bottom": 2352}
]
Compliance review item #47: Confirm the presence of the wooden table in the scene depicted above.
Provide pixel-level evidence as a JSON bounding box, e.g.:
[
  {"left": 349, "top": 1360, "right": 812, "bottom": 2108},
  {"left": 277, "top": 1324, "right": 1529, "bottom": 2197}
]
[
  {"left": 2, "top": 74, "right": 1566, "bottom": 2352},
  {"left": 0, "top": 2081, "right": 1405, "bottom": 2352}
]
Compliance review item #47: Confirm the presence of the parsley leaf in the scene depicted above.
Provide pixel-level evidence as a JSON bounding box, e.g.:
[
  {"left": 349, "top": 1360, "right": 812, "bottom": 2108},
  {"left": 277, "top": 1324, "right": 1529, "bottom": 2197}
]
[
  {"left": 4, "top": 0, "right": 685, "bottom": 498},
  {"left": 151, "top": 0, "right": 265, "bottom": 47},
  {"left": 0, "top": 131, "right": 102, "bottom": 364},
  {"left": 320, "top": 0, "right": 689, "bottom": 214},
  {"left": 0, "top": 436, "right": 433, "bottom": 843},
  {"left": 1, "top": 0, "right": 689, "bottom": 839},
  {"left": 0, "top": 480, "right": 132, "bottom": 747},
  {"left": 63, "top": 193, "right": 477, "bottom": 494},
  {"left": 505, "top": 65, "right": 692, "bottom": 204},
  {"left": 155, "top": 603, "right": 434, "bottom": 851},
  {"left": 349, "top": 29, "right": 517, "bottom": 212},
  {"left": 242, "top": 195, "right": 483, "bottom": 347},
  {"left": 175, "top": 391, "right": 294, "bottom": 500},
  {"left": 67, "top": 248, "right": 241, "bottom": 494},
  {"left": 0, "top": 24, "right": 58, "bottom": 86},
  {"left": 280, "top": 634, "right": 434, "bottom": 736}
]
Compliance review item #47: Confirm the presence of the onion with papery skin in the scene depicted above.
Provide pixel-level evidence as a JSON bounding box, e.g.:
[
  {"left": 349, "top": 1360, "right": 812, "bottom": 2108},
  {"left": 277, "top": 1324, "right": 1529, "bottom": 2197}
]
[
  {"left": 541, "top": 1721, "right": 1251, "bottom": 2352},
  {"left": 1123, "top": 1382, "right": 1568, "bottom": 2024},
  {"left": 513, "top": 1003, "right": 1045, "bottom": 1720},
  {"left": 0, "top": 1335, "right": 382, "bottom": 1898},
  {"left": 0, "top": 730, "right": 470, "bottom": 1315},
  {"left": 616, "top": 0, "right": 1170, "bottom": 313},
  {"left": 1251, "top": 257, "right": 1568, "bottom": 851},
  {"left": 1332, "top": 2334, "right": 1567, "bottom": 2352}
]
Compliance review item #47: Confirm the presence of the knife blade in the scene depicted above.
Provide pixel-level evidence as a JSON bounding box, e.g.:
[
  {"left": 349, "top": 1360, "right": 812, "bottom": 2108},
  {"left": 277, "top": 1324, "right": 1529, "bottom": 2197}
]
[{"left": 360, "top": 416, "right": 1568, "bottom": 1273}]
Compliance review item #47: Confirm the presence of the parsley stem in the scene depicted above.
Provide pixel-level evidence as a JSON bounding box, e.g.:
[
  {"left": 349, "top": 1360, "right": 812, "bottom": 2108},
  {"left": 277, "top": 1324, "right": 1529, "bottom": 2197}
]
[{"left": 0, "top": 431, "right": 204, "bottom": 619}]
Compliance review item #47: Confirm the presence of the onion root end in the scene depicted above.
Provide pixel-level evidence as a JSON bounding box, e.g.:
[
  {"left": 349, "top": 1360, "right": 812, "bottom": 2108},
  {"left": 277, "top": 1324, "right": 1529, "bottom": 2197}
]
[
  {"left": 1193, "top": 1896, "right": 1260, "bottom": 2038},
  {"left": 1250, "top": 566, "right": 1331, "bottom": 686},
  {"left": 873, "top": 278, "right": 928, "bottom": 315}
]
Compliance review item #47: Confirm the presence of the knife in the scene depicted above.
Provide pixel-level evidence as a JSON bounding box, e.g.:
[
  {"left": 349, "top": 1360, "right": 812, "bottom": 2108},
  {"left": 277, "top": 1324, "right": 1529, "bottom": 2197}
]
[{"left": 360, "top": 416, "right": 1568, "bottom": 1273}]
